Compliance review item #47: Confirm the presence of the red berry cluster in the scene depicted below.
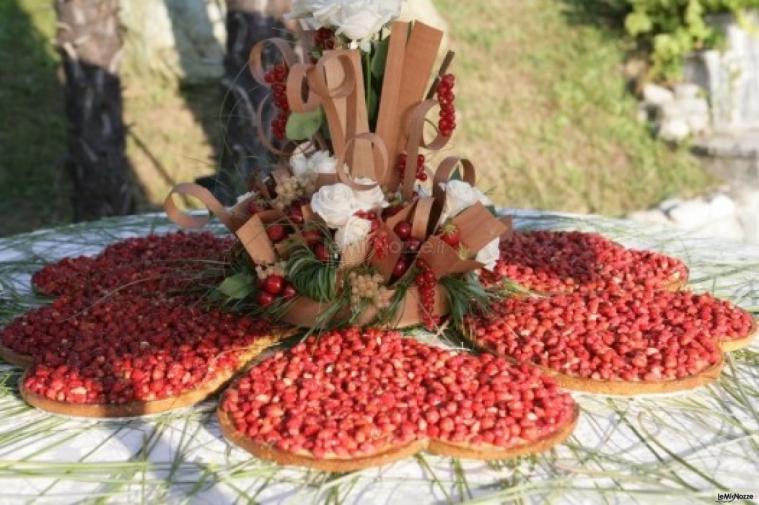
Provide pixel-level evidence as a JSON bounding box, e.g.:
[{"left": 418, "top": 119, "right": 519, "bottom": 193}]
[
  {"left": 314, "top": 27, "right": 335, "bottom": 50},
  {"left": 415, "top": 259, "right": 439, "bottom": 330},
  {"left": 370, "top": 230, "right": 390, "bottom": 259},
  {"left": 468, "top": 287, "right": 754, "bottom": 383},
  {"left": 395, "top": 153, "right": 427, "bottom": 182},
  {"left": 257, "top": 274, "right": 296, "bottom": 307},
  {"left": 12, "top": 293, "right": 273, "bottom": 405},
  {"left": 264, "top": 63, "right": 290, "bottom": 140},
  {"left": 219, "top": 328, "right": 576, "bottom": 458},
  {"left": 436, "top": 74, "right": 456, "bottom": 137},
  {"left": 483, "top": 230, "right": 688, "bottom": 295},
  {"left": 31, "top": 232, "right": 234, "bottom": 298}
]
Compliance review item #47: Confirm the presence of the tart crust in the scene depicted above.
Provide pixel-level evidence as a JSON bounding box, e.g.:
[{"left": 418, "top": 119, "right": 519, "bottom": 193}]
[
  {"left": 217, "top": 404, "right": 579, "bottom": 472},
  {"left": 19, "top": 334, "right": 284, "bottom": 418},
  {"left": 472, "top": 337, "right": 725, "bottom": 396}
]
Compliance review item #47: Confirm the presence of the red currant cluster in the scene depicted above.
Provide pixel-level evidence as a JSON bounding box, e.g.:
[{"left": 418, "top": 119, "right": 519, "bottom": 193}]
[
  {"left": 314, "top": 27, "right": 335, "bottom": 50},
  {"left": 395, "top": 153, "right": 427, "bottom": 182},
  {"left": 257, "top": 274, "right": 296, "bottom": 307},
  {"left": 436, "top": 73, "right": 456, "bottom": 137},
  {"left": 264, "top": 63, "right": 290, "bottom": 140},
  {"left": 370, "top": 230, "right": 390, "bottom": 259},
  {"left": 415, "top": 259, "right": 439, "bottom": 330}
]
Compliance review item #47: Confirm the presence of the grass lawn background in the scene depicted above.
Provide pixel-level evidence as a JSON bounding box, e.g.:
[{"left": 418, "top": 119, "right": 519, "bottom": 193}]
[{"left": 0, "top": 0, "right": 711, "bottom": 236}]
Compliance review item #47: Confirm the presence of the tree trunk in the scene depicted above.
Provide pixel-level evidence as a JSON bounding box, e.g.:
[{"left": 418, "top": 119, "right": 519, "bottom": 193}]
[
  {"left": 55, "top": 0, "right": 135, "bottom": 221},
  {"left": 207, "top": 0, "right": 290, "bottom": 204}
]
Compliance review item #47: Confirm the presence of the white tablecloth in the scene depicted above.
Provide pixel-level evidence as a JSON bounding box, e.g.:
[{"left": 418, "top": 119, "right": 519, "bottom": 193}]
[{"left": 0, "top": 211, "right": 757, "bottom": 504}]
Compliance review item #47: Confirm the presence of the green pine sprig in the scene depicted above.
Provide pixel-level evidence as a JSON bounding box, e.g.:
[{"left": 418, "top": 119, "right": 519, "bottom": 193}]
[{"left": 286, "top": 245, "right": 337, "bottom": 303}]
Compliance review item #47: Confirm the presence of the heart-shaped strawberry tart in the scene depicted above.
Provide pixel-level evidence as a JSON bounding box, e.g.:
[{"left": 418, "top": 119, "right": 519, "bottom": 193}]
[
  {"left": 484, "top": 231, "right": 688, "bottom": 294},
  {"left": 218, "top": 327, "right": 578, "bottom": 471},
  {"left": 467, "top": 288, "right": 755, "bottom": 395},
  {"left": 6, "top": 293, "right": 283, "bottom": 417},
  {"left": 32, "top": 231, "right": 233, "bottom": 298}
]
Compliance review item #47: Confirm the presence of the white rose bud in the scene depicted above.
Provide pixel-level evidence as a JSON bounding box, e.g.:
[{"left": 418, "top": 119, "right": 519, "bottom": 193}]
[
  {"left": 310, "top": 182, "right": 357, "bottom": 228},
  {"left": 335, "top": 215, "right": 372, "bottom": 249},
  {"left": 352, "top": 177, "right": 388, "bottom": 211},
  {"left": 475, "top": 237, "right": 500, "bottom": 272}
]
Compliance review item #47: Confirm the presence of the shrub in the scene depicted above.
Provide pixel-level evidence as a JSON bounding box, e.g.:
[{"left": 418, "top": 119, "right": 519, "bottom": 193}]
[{"left": 624, "top": 0, "right": 759, "bottom": 80}]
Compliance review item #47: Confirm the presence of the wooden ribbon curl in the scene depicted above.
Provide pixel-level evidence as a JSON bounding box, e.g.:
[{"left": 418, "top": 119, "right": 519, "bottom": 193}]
[
  {"left": 333, "top": 133, "right": 388, "bottom": 191},
  {"left": 164, "top": 182, "right": 240, "bottom": 232},
  {"left": 432, "top": 157, "right": 476, "bottom": 201},
  {"left": 400, "top": 99, "right": 451, "bottom": 199},
  {"left": 248, "top": 38, "right": 298, "bottom": 87}
]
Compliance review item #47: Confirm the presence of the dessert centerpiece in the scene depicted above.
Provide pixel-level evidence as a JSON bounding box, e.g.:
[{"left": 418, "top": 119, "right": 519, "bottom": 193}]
[
  {"left": 0, "top": 0, "right": 755, "bottom": 474},
  {"left": 164, "top": 16, "right": 510, "bottom": 331}
]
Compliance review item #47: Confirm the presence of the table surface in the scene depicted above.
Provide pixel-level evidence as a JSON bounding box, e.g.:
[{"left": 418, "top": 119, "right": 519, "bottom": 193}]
[{"left": 0, "top": 210, "right": 757, "bottom": 505}]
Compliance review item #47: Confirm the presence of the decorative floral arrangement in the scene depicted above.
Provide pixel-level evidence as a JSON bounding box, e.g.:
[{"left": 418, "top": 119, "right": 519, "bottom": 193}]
[{"left": 165, "top": 7, "right": 510, "bottom": 332}]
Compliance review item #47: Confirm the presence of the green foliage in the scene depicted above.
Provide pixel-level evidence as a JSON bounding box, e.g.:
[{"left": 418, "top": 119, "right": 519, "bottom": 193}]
[
  {"left": 439, "top": 273, "right": 498, "bottom": 330},
  {"left": 623, "top": 0, "right": 759, "bottom": 80},
  {"left": 286, "top": 108, "right": 324, "bottom": 140},
  {"left": 217, "top": 272, "right": 255, "bottom": 300},
  {"left": 286, "top": 246, "right": 337, "bottom": 302}
]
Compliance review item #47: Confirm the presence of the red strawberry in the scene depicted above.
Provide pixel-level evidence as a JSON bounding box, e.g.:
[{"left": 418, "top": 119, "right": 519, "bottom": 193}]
[
  {"left": 267, "top": 224, "right": 287, "bottom": 243},
  {"left": 440, "top": 224, "right": 461, "bottom": 248},
  {"left": 263, "top": 275, "right": 284, "bottom": 296}
]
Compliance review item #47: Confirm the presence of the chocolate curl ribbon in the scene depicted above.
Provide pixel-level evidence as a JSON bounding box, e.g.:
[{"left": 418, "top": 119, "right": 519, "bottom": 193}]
[
  {"left": 401, "top": 99, "right": 451, "bottom": 200},
  {"left": 164, "top": 183, "right": 241, "bottom": 232}
]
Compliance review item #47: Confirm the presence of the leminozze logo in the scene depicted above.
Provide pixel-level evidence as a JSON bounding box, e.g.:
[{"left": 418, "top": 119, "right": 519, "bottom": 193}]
[{"left": 715, "top": 492, "right": 754, "bottom": 503}]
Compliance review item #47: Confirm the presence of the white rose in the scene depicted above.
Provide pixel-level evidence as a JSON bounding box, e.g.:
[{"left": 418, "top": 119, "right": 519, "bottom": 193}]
[
  {"left": 289, "top": 145, "right": 336, "bottom": 184},
  {"left": 352, "top": 177, "right": 388, "bottom": 211},
  {"left": 440, "top": 180, "right": 492, "bottom": 219},
  {"left": 475, "top": 237, "right": 500, "bottom": 272},
  {"left": 335, "top": 215, "right": 372, "bottom": 249},
  {"left": 290, "top": 0, "right": 403, "bottom": 51},
  {"left": 310, "top": 182, "right": 357, "bottom": 228}
]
